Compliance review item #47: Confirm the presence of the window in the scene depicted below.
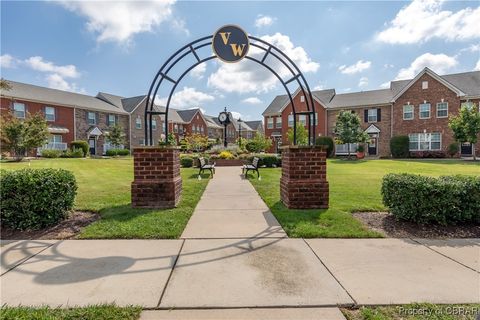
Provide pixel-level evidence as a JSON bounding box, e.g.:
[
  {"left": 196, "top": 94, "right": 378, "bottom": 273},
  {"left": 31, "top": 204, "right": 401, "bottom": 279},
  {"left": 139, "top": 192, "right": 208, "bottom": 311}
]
[
  {"left": 422, "top": 81, "right": 428, "bottom": 89},
  {"left": 367, "top": 109, "right": 377, "bottom": 122},
  {"left": 419, "top": 103, "right": 431, "bottom": 119},
  {"left": 88, "top": 112, "right": 96, "bottom": 125},
  {"left": 152, "top": 119, "right": 157, "bottom": 130},
  {"left": 309, "top": 113, "right": 318, "bottom": 126},
  {"left": 201, "top": 126, "right": 204, "bottom": 134},
  {"left": 461, "top": 101, "right": 475, "bottom": 110},
  {"left": 45, "top": 106, "right": 55, "bottom": 121},
  {"left": 436, "top": 102, "right": 448, "bottom": 118},
  {"left": 408, "top": 133, "right": 441, "bottom": 151},
  {"left": 135, "top": 117, "right": 142, "bottom": 129},
  {"left": 300, "top": 95, "right": 305, "bottom": 102},
  {"left": 49, "top": 134, "right": 62, "bottom": 143},
  {"left": 174, "top": 124, "right": 178, "bottom": 133},
  {"left": 403, "top": 105, "right": 414, "bottom": 120},
  {"left": 276, "top": 117, "right": 282, "bottom": 128},
  {"left": 139, "top": 139, "right": 145, "bottom": 146},
  {"left": 267, "top": 118, "right": 274, "bottom": 129},
  {"left": 299, "top": 115, "right": 307, "bottom": 126},
  {"left": 108, "top": 114, "right": 116, "bottom": 126},
  {"left": 288, "top": 114, "right": 294, "bottom": 127},
  {"left": 13, "top": 103, "right": 25, "bottom": 118}
]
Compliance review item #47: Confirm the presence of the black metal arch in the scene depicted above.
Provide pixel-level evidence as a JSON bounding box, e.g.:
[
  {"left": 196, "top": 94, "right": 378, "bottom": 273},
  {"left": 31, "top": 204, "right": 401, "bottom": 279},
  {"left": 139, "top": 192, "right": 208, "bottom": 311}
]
[{"left": 145, "top": 34, "right": 316, "bottom": 146}]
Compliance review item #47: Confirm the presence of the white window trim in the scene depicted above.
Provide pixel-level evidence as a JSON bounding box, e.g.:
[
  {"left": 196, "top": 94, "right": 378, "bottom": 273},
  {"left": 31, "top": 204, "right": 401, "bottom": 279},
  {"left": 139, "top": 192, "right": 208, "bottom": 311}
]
[
  {"left": 408, "top": 133, "right": 442, "bottom": 151},
  {"left": 88, "top": 112, "right": 96, "bottom": 125},
  {"left": 13, "top": 102, "right": 26, "bottom": 119},
  {"left": 403, "top": 105, "right": 414, "bottom": 120},
  {"left": 367, "top": 109, "right": 377, "bottom": 123},
  {"left": 288, "top": 114, "right": 294, "bottom": 127},
  {"left": 135, "top": 117, "right": 142, "bottom": 129},
  {"left": 436, "top": 102, "right": 448, "bottom": 118},
  {"left": 45, "top": 106, "right": 55, "bottom": 121},
  {"left": 276, "top": 117, "right": 282, "bottom": 128},
  {"left": 267, "top": 117, "right": 274, "bottom": 129},
  {"left": 419, "top": 103, "right": 431, "bottom": 119},
  {"left": 422, "top": 81, "right": 428, "bottom": 89},
  {"left": 152, "top": 119, "right": 157, "bottom": 130}
]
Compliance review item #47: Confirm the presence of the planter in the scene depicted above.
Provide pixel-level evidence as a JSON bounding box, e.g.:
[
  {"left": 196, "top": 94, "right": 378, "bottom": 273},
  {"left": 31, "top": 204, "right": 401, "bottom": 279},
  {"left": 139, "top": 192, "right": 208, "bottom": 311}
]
[
  {"left": 213, "top": 159, "right": 246, "bottom": 166},
  {"left": 356, "top": 152, "right": 365, "bottom": 159}
]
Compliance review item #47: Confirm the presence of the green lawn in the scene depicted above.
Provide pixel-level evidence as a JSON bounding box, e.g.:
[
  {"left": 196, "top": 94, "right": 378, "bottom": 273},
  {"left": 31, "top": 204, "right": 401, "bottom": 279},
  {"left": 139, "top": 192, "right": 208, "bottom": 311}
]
[
  {"left": 0, "top": 304, "right": 141, "bottom": 320},
  {"left": 1, "top": 157, "right": 209, "bottom": 238},
  {"left": 249, "top": 159, "right": 480, "bottom": 238}
]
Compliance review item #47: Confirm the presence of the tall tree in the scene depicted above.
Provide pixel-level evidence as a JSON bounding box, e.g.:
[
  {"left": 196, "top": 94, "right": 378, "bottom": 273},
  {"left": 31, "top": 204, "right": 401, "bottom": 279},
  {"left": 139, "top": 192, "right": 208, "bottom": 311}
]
[
  {"left": 333, "top": 110, "right": 369, "bottom": 159},
  {"left": 105, "top": 124, "right": 126, "bottom": 148},
  {"left": 449, "top": 104, "right": 480, "bottom": 160},
  {"left": 0, "top": 78, "right": 12, "bottom": 91},
  {"left": 287, "top": 122, "right": 309, "bottom": 146}
]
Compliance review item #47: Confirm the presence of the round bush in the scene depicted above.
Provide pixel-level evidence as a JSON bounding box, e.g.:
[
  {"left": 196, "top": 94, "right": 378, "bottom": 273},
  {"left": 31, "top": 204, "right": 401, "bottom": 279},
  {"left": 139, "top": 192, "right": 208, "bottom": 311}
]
[
  {"left": 315, "top": 136, "right": 335, "bottom": 158},
  {"left": 70, "top": 140, "right": 89, "bottom": 157},
  {"left": 41, "top": 149, "right": 61, "bottom": 158},
  {"left": 106, "top": 149, "right": 117, "bottom": 156},
  {"left": 0, "top": 168, "right": 78, "bottom": 230},
  {"left": 390, "top": 135, "right": 410, "bottom": 158},
  {"left": 116, "top": 149, "right": 130, "bottom": 156},
  {"left": 180, "top": 156, "right": 193, "bottom": 167},
  {"left": 448, "top": 143, "right": 459, "bottom": 157}
]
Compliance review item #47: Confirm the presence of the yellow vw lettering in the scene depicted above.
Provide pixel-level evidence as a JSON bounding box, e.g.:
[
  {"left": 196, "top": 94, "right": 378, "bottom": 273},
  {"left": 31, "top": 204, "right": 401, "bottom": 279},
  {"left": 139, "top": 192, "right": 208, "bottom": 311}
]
[
  {"left": 219, "top": 32, "right": 231, "bottom": 45},
  {"left": 230, "top": 43, "right": 246, "bottom": 56}
]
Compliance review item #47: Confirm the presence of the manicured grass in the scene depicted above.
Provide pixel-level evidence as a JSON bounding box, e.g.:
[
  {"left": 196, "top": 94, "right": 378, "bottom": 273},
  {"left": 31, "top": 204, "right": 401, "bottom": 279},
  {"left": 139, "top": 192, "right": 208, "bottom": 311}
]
[
  {"left": 342, "top": 303, "right": 480, "bottom": 320},
  {"left": 1, "top": 157, "right": 209, "bottom": 238},
  {"left": 0, "top": 304, "right": 141, "bottom": 320},
  {"left": 249, "top": 159, "right": 480, "bottom": 238}
]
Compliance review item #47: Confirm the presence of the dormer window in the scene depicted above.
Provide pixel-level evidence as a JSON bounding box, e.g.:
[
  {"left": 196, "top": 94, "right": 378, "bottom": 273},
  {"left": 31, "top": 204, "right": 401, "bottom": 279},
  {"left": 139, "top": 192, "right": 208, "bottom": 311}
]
[{"left": 422, "top": 81, "right": 428, "bottom": 89}]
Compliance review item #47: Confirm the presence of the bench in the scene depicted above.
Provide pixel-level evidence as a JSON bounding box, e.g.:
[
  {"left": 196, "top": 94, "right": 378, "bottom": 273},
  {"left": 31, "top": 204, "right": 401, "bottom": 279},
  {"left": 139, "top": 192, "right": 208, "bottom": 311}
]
[
  {"left": 198, "top": 157, "right": 215, "bottom": 178},
  {"left": 242, "top": 157, "right": 260, "bottom": 179}
]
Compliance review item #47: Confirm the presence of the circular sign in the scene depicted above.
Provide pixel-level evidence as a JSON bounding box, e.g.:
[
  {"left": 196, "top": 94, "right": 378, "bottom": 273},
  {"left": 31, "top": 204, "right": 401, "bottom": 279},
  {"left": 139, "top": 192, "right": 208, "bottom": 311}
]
[{"left": 212, "top": 25, "right": 249, "bottom": 63}]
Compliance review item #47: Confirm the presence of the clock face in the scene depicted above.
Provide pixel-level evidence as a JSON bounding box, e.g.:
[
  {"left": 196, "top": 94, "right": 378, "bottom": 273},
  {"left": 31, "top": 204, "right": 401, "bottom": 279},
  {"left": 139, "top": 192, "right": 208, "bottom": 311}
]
[{"left": 219, "top": 113, "right": 227, "bottom": 122}]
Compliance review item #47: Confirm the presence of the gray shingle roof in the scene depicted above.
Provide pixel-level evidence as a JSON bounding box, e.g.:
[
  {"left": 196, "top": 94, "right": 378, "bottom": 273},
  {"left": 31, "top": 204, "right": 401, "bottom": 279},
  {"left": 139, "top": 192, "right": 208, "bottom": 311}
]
[
  {"left": 327, "top": 89, "right": 393, "bottom": 109},
  {"left": 204, "top": 115, "right": 223, "bottom": 129},
  {"left": 121, "top": 95, "right": 146, "bottom": 113},
  {"left": 176, "top": 109, "right": 199, "bottom": 123},
  {"left": 441, "top": 71, "right": 480, "bottom": 96},
  {"left": 2, "top": 80, "right": 128, "bottom": 114},
  {"left": 244, "top": 120, "right": 262, "bottom": 131},
  {"left": 96, "top": 92, "right": 125, "bottom": 108},
  {"left": 312, "top": 89, "right": 336, "bottom": 105},
  {"left": 262, "top": 94, "right": 289, "bottom": 116}
]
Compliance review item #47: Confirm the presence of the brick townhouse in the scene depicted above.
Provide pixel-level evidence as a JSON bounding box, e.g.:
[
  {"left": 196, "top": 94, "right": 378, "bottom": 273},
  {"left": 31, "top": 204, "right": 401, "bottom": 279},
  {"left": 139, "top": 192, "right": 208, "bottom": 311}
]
[{"left": 263, "top": 68, "right": 480, "bottom": 157}]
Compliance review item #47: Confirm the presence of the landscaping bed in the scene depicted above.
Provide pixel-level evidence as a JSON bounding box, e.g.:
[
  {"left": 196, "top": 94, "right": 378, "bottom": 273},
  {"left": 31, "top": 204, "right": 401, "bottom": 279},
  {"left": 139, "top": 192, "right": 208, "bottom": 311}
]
[
  {"left": 1, "top": 211, "right": 100, "bottom": 240},
  {"left": 353, "top": 212, "right": 480, "bottom": 238}
]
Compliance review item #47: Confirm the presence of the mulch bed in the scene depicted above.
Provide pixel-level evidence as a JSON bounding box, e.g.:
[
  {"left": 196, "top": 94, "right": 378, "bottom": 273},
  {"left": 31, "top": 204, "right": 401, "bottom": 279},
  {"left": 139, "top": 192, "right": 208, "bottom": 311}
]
[
  {"left": 353, "top": 212, "right": 480, "bottom": 238},
  {"left": 1, "top": 211, "right": 100, "bottom": 240}
]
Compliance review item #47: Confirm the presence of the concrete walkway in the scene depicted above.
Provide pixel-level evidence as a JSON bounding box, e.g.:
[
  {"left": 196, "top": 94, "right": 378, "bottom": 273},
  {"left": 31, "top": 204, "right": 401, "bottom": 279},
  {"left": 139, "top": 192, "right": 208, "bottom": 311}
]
[{"left": 181, "top": 166, "right": 287, "bottom": 239}]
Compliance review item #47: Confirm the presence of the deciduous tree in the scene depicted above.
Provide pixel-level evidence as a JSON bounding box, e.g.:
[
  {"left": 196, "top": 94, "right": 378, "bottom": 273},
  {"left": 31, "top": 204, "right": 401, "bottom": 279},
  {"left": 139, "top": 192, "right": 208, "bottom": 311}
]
[
  {"left": 449, "top": 104, "right": 480, "bottom": 160},
  {"left": 333, "top": 111, "right": 369, "bottom": 159}
]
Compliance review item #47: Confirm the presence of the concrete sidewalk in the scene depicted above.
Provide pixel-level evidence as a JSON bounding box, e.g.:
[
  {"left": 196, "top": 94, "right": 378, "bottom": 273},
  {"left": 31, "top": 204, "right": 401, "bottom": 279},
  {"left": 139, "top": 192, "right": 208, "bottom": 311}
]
[{"left": 181, "top": 166, "right": 287, "bottom": 239}]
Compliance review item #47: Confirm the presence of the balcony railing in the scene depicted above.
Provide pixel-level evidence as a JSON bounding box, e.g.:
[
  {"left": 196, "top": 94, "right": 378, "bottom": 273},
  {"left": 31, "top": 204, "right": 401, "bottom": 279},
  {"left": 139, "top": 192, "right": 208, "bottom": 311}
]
[{"left": 37, "top": 142, "right": 68, "bottom": 155}]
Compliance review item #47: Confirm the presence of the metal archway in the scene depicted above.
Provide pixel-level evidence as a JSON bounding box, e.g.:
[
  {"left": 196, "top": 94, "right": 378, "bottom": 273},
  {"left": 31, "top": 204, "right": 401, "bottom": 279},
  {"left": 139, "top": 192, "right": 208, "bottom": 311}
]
[{"left": 145, "top": 34, "right": 316, "bottom": 146}]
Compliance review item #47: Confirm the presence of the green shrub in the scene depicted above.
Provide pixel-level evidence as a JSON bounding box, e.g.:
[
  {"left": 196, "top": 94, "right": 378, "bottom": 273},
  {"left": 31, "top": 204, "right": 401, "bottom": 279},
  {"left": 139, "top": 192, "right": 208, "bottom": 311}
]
[
  {"left": 390, "top": 135, "right": 410, "bottom": 158},
  {"left": 245, "top": 141, "right": 257, "bottom": 153},
  {"left": 315, "top": 136, "right": 335, "bottom": 158},
  {"left": 105, "top": 149, "right": 129, "bottom": 156},
  {"left": 239, "top": 153, "right": 281, "bottom": 167},
  {"left": 106, "top": 149, "right": 117, "bottom": 156},
  {"left": 447, "top": 143, "right": 459, "bottom": 157},
  {"left": 180, "top": 156, "right": 193, "bottom": 168},
  {"left": 70, "top": 140, "right": 89, "bottom": 157},
  {"left": 41, "top": 149, "right": 61, "bottom": 158},
  {"left": 382, "top": 173, "right": 480, "bottom": 225},
  {"left": 0, "top": 168, "right": 78, "bottom": 230}
]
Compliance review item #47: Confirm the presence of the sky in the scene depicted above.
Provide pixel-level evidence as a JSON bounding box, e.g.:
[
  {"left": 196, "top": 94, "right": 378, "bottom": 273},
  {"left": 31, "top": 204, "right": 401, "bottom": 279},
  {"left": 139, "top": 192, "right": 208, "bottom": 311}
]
[{"left": 1, "top": 0, "right": 479, "bottom": 121}]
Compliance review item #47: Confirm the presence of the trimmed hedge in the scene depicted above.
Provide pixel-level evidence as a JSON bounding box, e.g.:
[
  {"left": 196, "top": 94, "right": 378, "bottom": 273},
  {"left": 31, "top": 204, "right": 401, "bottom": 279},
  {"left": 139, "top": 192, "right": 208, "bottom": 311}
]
[
  {"left": 60, "top": 148, "right": 84, "bottom": 158},
  {"left": 239, "top": 153, "right": 281, "bottom": 167},
  {"left": 382, "top": 173, "right": 480, "bottom": 225},
  {"left": 410, "top": 150, "right": 446, "bottom": 158},
  {"left": 106, "top": 149, "right": 130, "bottom": 156},
  {"left": 180, "top": 156, "right": 193, "bottom": 168},
  {"left": 315, "top": 136, "right": 335, "bottom": 158},
  {"left": 70, "top": 140, "right": 89, "bottom": 157},
  {"left": 0, "top": 168, "right": 78, "bottom": 230},
  {"left": 390, "top": 135, "right": 410, "bottom": 158}
]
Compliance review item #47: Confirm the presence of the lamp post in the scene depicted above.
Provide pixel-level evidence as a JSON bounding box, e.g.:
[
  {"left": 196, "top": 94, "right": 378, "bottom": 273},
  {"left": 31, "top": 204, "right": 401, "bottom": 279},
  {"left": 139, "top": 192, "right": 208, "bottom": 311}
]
[{"left": 237, "top": 118, "right": 243, "bottom": 148}]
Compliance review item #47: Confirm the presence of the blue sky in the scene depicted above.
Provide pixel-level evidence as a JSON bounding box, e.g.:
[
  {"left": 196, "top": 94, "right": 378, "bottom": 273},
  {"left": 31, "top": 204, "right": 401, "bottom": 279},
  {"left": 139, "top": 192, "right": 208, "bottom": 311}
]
[{"left": 1, "top": 0, "right": 479, "bottom": 121}]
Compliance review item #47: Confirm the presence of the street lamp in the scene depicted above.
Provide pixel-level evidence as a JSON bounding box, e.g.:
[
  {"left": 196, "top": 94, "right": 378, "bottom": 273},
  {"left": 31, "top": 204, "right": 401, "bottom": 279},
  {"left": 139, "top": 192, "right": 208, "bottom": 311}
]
[{"left": 237, "top": 118, "right": 243, "bottom": 148}]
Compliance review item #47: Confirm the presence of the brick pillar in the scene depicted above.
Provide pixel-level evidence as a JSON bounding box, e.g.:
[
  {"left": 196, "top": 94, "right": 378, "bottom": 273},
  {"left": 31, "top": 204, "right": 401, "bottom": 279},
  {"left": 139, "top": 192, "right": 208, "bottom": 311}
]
[
  {"left": 131, "top": 147, "right": 182, "bottom": 208},
  {"left": 280, "top": 145, "right": 329, "bottom": 209}
]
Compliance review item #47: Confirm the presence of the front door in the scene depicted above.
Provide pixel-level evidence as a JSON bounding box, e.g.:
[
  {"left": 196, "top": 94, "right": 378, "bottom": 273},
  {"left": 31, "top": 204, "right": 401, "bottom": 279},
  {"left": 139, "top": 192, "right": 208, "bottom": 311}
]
[
  {"left": 88, "top": 138, "right": 96, "bottom": 155},
  {"left": 461, "top": 142, "right": 472, "bottom": 156},
  {"left": 368, "top": 136, "right": 377, "bottom": 156}
]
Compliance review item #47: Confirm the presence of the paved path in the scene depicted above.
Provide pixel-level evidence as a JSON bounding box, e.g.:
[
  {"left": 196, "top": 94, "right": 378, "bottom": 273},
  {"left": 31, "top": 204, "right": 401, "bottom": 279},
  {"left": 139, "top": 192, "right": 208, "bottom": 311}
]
[{"left": 181, "top": 166, "right": 287, "bottom": 239}]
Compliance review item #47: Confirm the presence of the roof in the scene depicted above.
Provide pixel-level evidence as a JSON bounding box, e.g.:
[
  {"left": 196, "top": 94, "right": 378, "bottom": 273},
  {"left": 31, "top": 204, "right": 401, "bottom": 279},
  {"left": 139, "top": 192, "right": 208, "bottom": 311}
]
[
  {"left": 262, "top": 89, "right": 336, "bottom": 115},
  {"left": 121, "top": 95, "right": 146, "bottom": 113},
  {"left": 244, "top": 120, "right": 262, "bottom": 131},
  {"left": 2, "top": 80, "right": 128, "bottom": 114},
  {"left": 328, "top": 89, "right": 393, "bottom": 108},
  {"left": 96, "top": 92, "right": 125, "bottom": 108},
  {"left": 312, "top": 89, "right": 336, "bottom": 106},
  {"left": 204, "top": 115, "right": 223, "bottom": 129},
  {"left": 176, "top": 109, "right": 200, "bottom": 123},
  {"left": 262, "top": 94, "right": 289, "bottom": 116}
]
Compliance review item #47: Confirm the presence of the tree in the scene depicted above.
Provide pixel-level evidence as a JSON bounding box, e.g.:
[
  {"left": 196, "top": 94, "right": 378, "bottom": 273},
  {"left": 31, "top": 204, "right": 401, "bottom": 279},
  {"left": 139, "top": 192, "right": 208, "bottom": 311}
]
[
  {"left": 287, "top": 122, "right": 309, "bottom": 146},
  {"left": 246, "top": 132, "right": 272, "bottom": 152},
  {"left": 333, "top": 110, "right": 369, "bottom": 159},
  {"left": 449, "top": 104, "right": 480, "bottom": 160},
  {"left": 185, "top": 133, "right": 209, "bottom": 152},
  {"left": 105, "top": 124, "right": 126, "bottom": 148},
  {"left": 0, "top": 78, "right": 12, "bottom": 91},
  {"left": 0, "top": 112, "right": 49, "bottom": 161}
]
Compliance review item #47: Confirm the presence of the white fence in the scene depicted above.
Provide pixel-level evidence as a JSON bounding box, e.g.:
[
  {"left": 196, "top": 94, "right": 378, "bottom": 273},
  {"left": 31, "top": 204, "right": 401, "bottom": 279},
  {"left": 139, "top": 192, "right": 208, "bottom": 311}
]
[
  {"left": 37, "top": 142, "right": 68, "bottom": 155},
  {"left": 335, "top": 143, "right": 358, "bottom": 155}
]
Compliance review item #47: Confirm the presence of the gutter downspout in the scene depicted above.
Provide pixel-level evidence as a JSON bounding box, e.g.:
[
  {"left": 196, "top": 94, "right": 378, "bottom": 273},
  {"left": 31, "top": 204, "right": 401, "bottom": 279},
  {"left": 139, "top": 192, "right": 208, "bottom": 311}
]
[{"left": 73, "top": 107, "right": 77, "bottom": 141}]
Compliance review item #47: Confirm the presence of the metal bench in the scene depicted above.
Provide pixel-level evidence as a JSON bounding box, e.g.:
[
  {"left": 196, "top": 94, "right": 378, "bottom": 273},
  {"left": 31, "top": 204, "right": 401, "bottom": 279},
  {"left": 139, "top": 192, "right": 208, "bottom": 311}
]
[
  {"left": 198, "top": 157, "right": 215, "bottom": 178},
  {"left": 242, "top": 157, "right": 260, "bottom": 179}
]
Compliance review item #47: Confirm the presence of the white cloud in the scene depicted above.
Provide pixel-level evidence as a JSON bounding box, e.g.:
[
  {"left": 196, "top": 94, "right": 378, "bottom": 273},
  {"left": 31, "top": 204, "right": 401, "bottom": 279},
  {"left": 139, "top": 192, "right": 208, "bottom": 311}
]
[
  {"left": 339, "top": 60, "right": 371, "bottom": 75},
  {"left": 157, "top": 87, "right": 214, "bottom": 109},
  {"left": 24, "top": 56, "right": 79, "bottom": 78},
  {"left": 475, "top": 59, "right": 480, "bottom": 71},
  {"left": 0, "top": 54, "right": 16, "bottom": 68},
  {"left": 395, "top": 53, "right": 458, "bottom": 80},
  {"left": 56, "top": 0, "right": 185, "bottom": 44},
  {"left": 376, "top": 0, "right": 480, "bottom": 44},
  {"left": 255, "top": 15, "right": 275, "bottom": 28},
  {"left": 46, "top": 73, "right": 84, "bottom": 93},
  {"left": 230, "top": 111, "right": 242, "bottom": 120},
  {"left": 358, "top": 77, "right": 369, "bottom": 88},
  {"left": 208, "top": 32, "right": 319, "bottom": 94},
  {"left": 190, "top": 64, "right": 206, "bottom": 79},
  {"left": 379, "top": 81, "right": 390, "bottom": 89},
  {"left": 242, "top": 97, "right": 262, "bottom": 104},
  {"left": 313, "top": 84, "right": 324, "bottom": 90}
]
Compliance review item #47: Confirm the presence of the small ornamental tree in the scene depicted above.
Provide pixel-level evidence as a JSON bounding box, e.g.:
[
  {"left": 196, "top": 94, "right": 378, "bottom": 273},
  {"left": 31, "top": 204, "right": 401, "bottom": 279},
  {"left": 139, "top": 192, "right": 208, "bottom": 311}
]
[
  {"left": 247, "top": 132, "right": 272, "bottom": 152},
  {"left": 333, "top": 110, "right": 369, "bottom": 159},
  {"left": 0, "top": 112, "right": 49, "bottom": 161},
  {"left": 185, "top": 133, "right": 209, "bottom": 152},
  {"left": 105, "top": 124, "right": 126, "bottom": 149},
  {"left": 287, "top": 122, "right": 309, "bottom": 146},
  {"left": 449, "top": 104, "right": 480, "bottom": 160}
]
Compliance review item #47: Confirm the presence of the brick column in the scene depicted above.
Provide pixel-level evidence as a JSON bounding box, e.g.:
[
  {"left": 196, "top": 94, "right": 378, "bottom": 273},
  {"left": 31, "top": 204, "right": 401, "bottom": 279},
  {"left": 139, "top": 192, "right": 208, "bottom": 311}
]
[
  {"left": 131, "top": 147, "right": 182, "bottom": 208},
  {"left": 280, "top": 145, "right": 329, "bottom": 209}
]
